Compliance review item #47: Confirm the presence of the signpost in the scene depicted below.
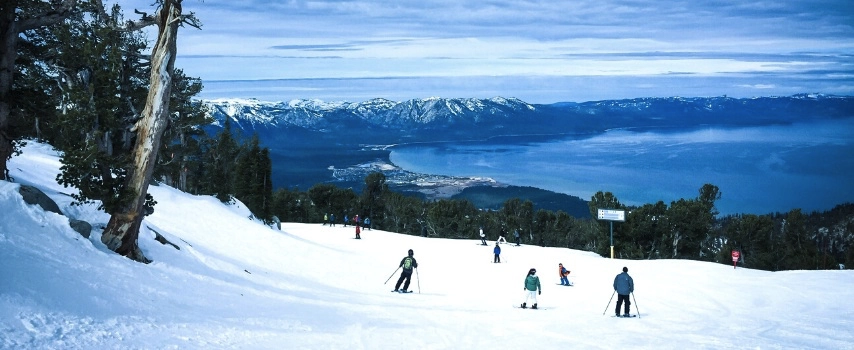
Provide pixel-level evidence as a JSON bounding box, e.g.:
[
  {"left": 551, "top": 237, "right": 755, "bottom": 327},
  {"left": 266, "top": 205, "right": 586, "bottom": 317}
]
[{"left": 597, "top": 209, "right": 626, "bottom": 259}]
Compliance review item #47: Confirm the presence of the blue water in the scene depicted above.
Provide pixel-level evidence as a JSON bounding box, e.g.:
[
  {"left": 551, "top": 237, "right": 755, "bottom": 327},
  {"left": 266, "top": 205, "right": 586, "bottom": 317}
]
[{"left": 388, "top": 118, "right": 854, "bottom": 215}]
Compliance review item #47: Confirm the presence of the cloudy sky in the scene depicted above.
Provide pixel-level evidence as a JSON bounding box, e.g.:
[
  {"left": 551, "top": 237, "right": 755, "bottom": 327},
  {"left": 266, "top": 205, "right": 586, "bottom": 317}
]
[{"left": 116, "top": 0, "right": 853, "bottom": 103}]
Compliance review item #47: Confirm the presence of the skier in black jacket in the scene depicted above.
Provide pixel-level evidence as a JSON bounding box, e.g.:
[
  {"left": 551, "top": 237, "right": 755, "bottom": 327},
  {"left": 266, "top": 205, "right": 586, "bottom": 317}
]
[{"left": 394, "top": 249, "right": 418, "bottom": 292}]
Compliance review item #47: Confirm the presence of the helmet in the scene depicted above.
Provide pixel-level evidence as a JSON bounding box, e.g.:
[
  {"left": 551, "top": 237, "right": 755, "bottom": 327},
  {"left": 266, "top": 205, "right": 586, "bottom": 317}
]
[
  {"left": 408, "top": 249, "right": 414, "bottom": 256},
  {"left": 529, "top": 268, "right": 537, "bottom": 275}
]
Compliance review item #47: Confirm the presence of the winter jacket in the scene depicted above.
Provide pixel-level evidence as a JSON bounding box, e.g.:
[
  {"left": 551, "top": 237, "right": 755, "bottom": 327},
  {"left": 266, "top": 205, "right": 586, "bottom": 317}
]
[
  {"left": 399, "top": 256, "right": 418, "bottom": 272},
  {"left": 559, "top": 266, "right": 570, "bottom": 277},
  {"left": 613, "top": 272, "right": 634, "bottom": 295},
  {"left": 494, "top": 245, "right": 501, "bottom": 255},
  {"left": 524, "top": 274, "right": 541, "bottom": 291}
]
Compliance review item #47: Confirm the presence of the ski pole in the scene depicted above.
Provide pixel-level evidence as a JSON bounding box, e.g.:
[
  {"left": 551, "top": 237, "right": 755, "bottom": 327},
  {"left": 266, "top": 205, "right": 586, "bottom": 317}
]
[
  {"left": 415, "top": 267, "right": 421, "bottom": 294},
  {"left": 602, "top": 290, "right": 616, "bottom": 315},
  {"left": 384, "top": 267, "right": 400, "bottom": 284},
  {"left": 631, "top": 292, "right": 640, "bottom": 318}
]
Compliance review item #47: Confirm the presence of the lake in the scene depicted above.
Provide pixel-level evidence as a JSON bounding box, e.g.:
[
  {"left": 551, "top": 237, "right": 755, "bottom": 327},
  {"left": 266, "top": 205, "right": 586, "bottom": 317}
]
[{"left": 388, "top": 118, "right": 854, "bottom": 216}]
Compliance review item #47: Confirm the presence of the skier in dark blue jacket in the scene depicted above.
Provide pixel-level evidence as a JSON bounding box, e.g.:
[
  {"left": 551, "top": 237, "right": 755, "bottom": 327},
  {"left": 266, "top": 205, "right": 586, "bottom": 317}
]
[
  {"left": 493, "top": 242, "right": 501, "bottom": 263},
  {"left": 613, "top": 266, "right": 634, "bottom": 317}
]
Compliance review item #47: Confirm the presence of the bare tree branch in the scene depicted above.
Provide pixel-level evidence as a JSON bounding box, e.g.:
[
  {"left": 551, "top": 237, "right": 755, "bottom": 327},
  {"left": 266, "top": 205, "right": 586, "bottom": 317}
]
[
  {"left": 16, "top": 0, "right": 79, "bottom": 32},
  {"left": 89, "top": 0, "right": 157, "bottom": 31}
]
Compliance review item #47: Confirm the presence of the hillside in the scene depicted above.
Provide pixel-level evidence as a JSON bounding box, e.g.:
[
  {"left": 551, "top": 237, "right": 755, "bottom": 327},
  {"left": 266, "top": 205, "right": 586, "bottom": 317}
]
[{"left": 1, "top": 142, "right": 853, "bottom": 349}]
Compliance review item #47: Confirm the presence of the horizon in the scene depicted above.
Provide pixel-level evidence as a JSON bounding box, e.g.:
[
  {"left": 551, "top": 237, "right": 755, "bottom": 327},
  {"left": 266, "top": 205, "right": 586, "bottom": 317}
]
[{"left": 199, "top": 86, "right": 851, "bottom": 105}]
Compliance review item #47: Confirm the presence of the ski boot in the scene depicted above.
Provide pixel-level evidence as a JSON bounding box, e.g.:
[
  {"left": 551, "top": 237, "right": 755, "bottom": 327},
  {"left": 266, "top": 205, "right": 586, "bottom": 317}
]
[
  {"left": 532, "top": 304, "right": 538, "bottom": 309},
  {"left": 521, "top": 303, "right": 527, "bottom": 309}
]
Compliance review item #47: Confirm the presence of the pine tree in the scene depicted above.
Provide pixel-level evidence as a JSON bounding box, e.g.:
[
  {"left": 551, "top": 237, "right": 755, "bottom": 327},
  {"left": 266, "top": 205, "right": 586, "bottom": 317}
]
[
  {"left": 206, "top": 118, "right": 239, "bottom": 202},
  {"left": 1, "top": 0, "right": 79, "bottom": 180},
  {"left": 154, "top": 69, "right": 211, "bottom": 192},
  {"left": 361, "top": 172, "right": 387, "bottom": 228},
  {"left": 234, "top": 135, "right": 273, "bottom": 222},
  {"left": 52, "top": 4, "right": 150, "bottom": 212}
]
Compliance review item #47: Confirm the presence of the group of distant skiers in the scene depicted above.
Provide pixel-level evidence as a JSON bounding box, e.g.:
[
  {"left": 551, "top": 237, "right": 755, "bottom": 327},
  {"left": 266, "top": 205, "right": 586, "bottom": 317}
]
[
  {"left": 479, "top": 225, "right": 635, "bottom": 313},
  {"left": 389, "top": 241, "right": 635, "bottom": 316},
  {"left": 322, "top": 213, "right": 370, "bottom": 239},
  {"left": 389, "top": 247, "right": 634, "bottom": 315},
  {"left": 329, "top": 219, "right": 635, "bottom": 315}
]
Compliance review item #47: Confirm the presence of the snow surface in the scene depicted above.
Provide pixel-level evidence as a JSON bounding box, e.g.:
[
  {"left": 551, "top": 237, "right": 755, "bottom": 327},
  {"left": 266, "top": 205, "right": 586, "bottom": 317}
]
[{"left": 2, "top": 141, "right": 853, "bottom": 350}]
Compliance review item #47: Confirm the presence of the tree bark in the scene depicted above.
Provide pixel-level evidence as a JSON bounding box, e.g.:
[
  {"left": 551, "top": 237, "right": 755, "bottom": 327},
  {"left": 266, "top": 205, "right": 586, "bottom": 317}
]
[
  {"left": 0, "top": 0, "right": 77, "bottom": 180},
  {"left": 0, "top": 3, "right": 14, "bottom": 181},
  {"left": 101, "top": 0, "right": 182, "bottom": 262}
]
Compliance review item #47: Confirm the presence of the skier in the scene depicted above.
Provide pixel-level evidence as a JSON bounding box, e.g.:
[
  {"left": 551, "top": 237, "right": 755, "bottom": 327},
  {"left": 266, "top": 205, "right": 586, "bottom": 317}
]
[
  {"left": 343, "top": 215, "right": 348, "bottom": 227},
  {"left": 330, "top": 213, "right": 336, "bottom": 227},
  {"left": 513, "top": 228, "right": 521, "bottom": 246},
  {"left": 613, "top": 266, "right": 634, "bottom": 317},
  {"left": 394, "top": 249, "right": 419, "bottom": 292},
  {"left": 493, "top": 242, "right": 502, "bottom": 263},
  {"left": 479, "top": 227, "right": 487, "bottom": 245},
  {"left": 364, "top": 217, "right": 371, "bottom": 230},
  {"left": 323, "top": 213, "right": 328, "bottom": 226},
  {"left": 558, "top": 263, "right": 571, "bottom": 286},
  {"left": 497, "top": 229, "right": 507, "bottom": 244},
  {"left": 521, "top": 268, "right": 541, "bottom": 309},
  {"left": 355, "top": 224, "right": 361, "bottom": 239}
]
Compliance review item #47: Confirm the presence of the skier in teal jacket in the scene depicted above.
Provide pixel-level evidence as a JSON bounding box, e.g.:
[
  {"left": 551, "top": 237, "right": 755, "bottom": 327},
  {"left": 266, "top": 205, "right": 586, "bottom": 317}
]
[{"left": 521, "top": 268, "right": 541, "bottom": 309}]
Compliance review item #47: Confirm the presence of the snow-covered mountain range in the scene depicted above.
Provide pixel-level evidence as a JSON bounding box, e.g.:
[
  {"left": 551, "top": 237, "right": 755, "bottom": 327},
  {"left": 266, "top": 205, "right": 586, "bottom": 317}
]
[
  {"left": 205, "top": 96, "right": 540, "bottom": 140},
  {"left": 205, "top": 94, "right": 853, "bottom": 140}
]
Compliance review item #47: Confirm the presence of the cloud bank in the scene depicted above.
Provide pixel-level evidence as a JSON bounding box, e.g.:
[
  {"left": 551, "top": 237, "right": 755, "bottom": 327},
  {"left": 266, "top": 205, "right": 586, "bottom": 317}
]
[{"left": 115, "top": 0, "right": 854, "bottom": 102}]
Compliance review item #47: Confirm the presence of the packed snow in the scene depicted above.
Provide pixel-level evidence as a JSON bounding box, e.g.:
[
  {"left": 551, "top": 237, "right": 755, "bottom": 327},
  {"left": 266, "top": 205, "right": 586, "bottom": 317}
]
[{"left": 1, "top": 141, "right": 852, "bottom": 349}]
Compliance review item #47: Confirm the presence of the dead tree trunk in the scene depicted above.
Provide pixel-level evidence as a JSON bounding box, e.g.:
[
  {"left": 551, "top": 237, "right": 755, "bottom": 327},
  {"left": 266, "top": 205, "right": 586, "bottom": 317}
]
[
  {"left": 101, "top": 0, "right": 183, "bottom": 263},
  {"left": 0, "top": 0, "right": 77, "bottom": 180}
]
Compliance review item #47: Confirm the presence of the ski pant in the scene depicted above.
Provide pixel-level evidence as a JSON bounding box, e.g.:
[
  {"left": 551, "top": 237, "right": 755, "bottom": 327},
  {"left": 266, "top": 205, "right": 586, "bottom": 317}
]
[
  {"left": 395, "top": 270, "right": 413, "bottom": 291},
  {"left": 616, "top": 294, "right": 631, "bottom": 315},
  {"left": 481, "top": 237, "right": 487, "bottom": 245},
  {"left": 522, "top": 290, "right": 538, "bottom": 305},
  {"left": 494, "top": 254, "right": 500, "bottom": 263},
  {"left": 560, "top": 276, "right": 569, "bottom": 285}
]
